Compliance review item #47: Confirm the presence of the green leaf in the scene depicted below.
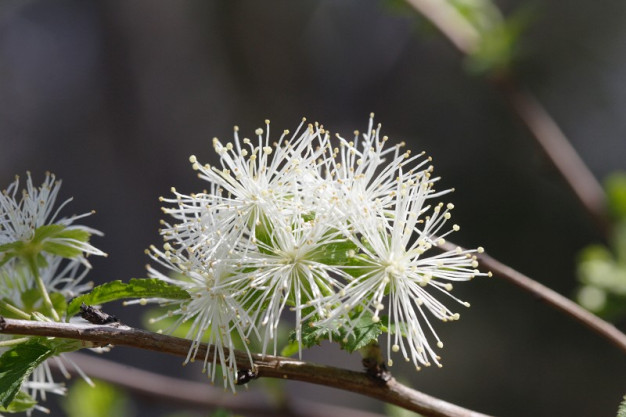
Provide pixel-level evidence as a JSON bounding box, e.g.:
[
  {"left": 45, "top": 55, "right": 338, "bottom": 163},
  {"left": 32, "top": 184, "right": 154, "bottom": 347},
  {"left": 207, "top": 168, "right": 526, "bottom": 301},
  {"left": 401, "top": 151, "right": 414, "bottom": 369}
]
[
  {"left": 63, "top": 379, "right": 131, "bottom": 417},
  {"left": 294, "top": 311, "right": 383, "bottom": 353},
  {"left": 338, "top": 313, "right": 383, "bottom": 353},
  {"left": 0, "top": 340, "right": 55, "bottom": 407},
  {"left": 0, "top": 391, "right": 38, "bottom": 413},
  {"left": 617, "top": 395, "right": 626, "bottom": 417},
  {"left": 67, "top": 278, "right": 191, "bottom": 318}
]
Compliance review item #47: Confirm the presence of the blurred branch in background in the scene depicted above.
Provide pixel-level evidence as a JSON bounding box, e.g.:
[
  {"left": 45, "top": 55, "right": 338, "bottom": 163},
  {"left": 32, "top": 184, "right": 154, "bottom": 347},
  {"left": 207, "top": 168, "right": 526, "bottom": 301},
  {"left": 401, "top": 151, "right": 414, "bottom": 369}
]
[
  {"left": 0, "top": 318, "right": 492, "bottom": 417},
  {"left": 54, "top": 352, "right": 387, "bottom": 417},
  {"left": 404, "top": 0, "right": 610, "bottom": 237}
]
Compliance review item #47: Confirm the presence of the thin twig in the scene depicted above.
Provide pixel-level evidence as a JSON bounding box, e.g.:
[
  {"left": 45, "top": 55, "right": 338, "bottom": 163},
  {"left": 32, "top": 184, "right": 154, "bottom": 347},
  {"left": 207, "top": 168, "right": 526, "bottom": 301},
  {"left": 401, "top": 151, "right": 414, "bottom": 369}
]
[
  {"left": 441, "top": 241, "right": 626, "bottom": 354},
  {"left": 493, "top": 79, "right": 610, "bottom": 235},
  {"left": 476, "top": 250, "right": 626, "bottom": 353},
  {"left": 0, "top": 317, "right": 493, "bottom": 417},
  {"left": 54, "top": 352, "right": 387, "bottom": 417},
  {"left": 404, "top": 0, "right": 610, "bottom": 237}
]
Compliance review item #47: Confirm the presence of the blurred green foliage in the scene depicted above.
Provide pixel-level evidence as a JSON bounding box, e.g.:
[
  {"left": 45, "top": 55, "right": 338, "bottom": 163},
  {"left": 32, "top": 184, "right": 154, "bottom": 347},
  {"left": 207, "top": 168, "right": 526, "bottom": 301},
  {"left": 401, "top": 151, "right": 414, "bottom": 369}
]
[
  {"left": 382, "top": 0, "right": 535, "bottom": 75},
  {"left": 63, "top": 379, "right": 133, "bottom": 417},
  {"left": 577, "top": 173, "right": 626, "bottom": 319},
  {"left": 618, "top": 395, "right": 626, "bottom": 417}
]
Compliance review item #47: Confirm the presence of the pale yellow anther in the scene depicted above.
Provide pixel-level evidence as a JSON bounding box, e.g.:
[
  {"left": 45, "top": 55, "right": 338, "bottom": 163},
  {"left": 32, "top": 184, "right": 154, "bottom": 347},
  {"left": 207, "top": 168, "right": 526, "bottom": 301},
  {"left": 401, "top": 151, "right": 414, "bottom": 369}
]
[
  {"left": 437, "top": 341, "right": 444, "bottom": 348},
  {"left": 255, "top": 128, "right": 263, "bottom": 135},
  {"left": 189, "top": 155, "right": 197, "bottom": 163},
  {"left": 477, "top": 246, "right": 485, "bottom": 253},
  {"left": 452, "top": 224, "right": 460, "bottom": 231},
  {"left": 392, "top": 344, "right": 400, "bottom": 352}
]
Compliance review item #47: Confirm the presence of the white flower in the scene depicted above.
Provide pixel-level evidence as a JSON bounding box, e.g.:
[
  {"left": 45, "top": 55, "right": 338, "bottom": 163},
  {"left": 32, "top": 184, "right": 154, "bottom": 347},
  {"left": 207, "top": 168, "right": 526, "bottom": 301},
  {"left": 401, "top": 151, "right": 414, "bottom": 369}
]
[
  {"left": 320, "top": 114, "right": 448, "bottom": 224},
  {"left": 318, "top": 173, "right": 486, "bottom": 369},
  {"left": 0, "top": 172, "right": 104, "bottom": 413},
  {"left": 0, "top": 255, "right": 95, "bottom": 412},
  {"left": 159, "top": 119, "right": 329, "bottom": 258},
  {"left": 0, "top": 172, "right": 106, "bottom": 266},
  {"left": 147, "top": 244, "right": 256, "bottom": 391},
  {"left": 226, "top": 210, "right": 351, "bottom": 356}
]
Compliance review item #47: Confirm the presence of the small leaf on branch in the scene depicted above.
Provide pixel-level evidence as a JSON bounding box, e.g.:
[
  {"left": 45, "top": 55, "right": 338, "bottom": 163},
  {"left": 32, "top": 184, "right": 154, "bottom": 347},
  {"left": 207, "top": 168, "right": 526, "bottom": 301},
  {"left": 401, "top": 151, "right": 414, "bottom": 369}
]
[
  {"left": 293, "top": 311, "right": 383, "bottom": 353},
  {"left": 338, "top": 313, "right": 383, "bottom": 353},
  {"left": 0, "top": 339, "right": 55, "bottom": 407},
  {"left": 67, "top": 278, "right": 191, "bottom": 319}
]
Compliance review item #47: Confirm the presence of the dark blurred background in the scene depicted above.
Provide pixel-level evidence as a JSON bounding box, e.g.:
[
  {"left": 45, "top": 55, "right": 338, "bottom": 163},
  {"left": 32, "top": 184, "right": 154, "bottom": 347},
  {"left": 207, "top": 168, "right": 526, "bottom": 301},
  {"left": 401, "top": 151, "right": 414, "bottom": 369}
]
[{"left": 0, "top": 1, "right": 625, "bottom": 416}]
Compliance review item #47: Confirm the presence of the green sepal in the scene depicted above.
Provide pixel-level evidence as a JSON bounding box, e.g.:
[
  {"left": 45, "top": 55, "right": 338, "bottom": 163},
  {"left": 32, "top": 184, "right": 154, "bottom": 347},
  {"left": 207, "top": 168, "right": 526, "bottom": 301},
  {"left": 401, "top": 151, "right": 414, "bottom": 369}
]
[
  {"left": 0, "top": 391, "right": 37, "bottom": 413},
  {"left": 67, "top": 278, "right": 191, "bottom": 319},
  {"left": 309, "top": 238, "right": 358, "bottom": 266},
  {"left": 0, "top": 242, "right": 24, "bottom": 267},
  {"left": 32, "top": 224, "right": 65, "bottom": 242}
]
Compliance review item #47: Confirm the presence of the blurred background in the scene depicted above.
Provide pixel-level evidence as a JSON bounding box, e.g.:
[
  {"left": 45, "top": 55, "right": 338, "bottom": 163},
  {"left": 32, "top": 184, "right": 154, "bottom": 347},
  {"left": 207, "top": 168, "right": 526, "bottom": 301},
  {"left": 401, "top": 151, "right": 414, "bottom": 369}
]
[{"left": 0, "top": 0, "right": 625, "bottom": 416}]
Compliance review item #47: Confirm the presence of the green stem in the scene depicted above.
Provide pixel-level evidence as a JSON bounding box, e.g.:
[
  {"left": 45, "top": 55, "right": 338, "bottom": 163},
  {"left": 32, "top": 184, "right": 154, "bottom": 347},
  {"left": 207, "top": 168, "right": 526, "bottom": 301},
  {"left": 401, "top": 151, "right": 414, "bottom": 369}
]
[
  {"left": 27, "top": 256, "right": 60, "bottom": 322},
  {"left": 0, "top": 300, "right": 31, "bottom": 320}
]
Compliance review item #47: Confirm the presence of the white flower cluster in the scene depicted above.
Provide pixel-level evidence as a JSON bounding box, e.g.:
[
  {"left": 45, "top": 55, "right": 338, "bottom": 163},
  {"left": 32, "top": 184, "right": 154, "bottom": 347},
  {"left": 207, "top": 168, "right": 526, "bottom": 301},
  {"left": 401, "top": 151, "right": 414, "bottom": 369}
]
[
  {"left": 150, "top": 115, "right": 487, "bottom": 390},
  {"left": 0, "top": 172, "right": 105, "bottom": 412}
]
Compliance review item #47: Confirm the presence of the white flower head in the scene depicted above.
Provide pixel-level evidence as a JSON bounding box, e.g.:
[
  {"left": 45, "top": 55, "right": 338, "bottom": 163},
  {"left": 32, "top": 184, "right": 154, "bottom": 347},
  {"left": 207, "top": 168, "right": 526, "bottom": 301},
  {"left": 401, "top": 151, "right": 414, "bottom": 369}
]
[
  {"left": 147, "top": 244, "right": 256, "bottom": 391},
  {"left": 0, "top": 255, "right": 95, "bottom": 413},
  {"left": 0, "top": 172, "right": 106, "bottom": 267},
  {"left": 227, "top": 209, "right": 351, "bottom": 356},
  {"left": 159, "top": 119, "right": 329, "bottom": 258},
  {"left": 151, "top": 115, "right": 485, "bottom": 380},
  {"left": 319, "top": 172, "right": 486, "bottom": 369},
  {"left": 322, "top": 114, "right": 449, "bottom": 224}
]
